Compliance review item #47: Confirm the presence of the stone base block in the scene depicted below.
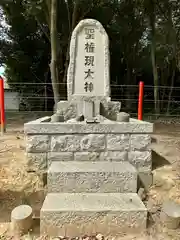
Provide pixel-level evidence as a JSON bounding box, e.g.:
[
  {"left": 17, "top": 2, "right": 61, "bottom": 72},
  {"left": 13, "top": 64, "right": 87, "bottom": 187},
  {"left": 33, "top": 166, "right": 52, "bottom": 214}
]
[
  {"left": 128, "top": 151, "right": 152, "bottom": 172},
  {"left": 56, "top": 97, "right": 121, "bottom": 121},
  {"left": 40, "top": 193, "right": 147, "bottom": 237},
  {"left": 48, "top": 161, "right": 137, "bottom": 193}
]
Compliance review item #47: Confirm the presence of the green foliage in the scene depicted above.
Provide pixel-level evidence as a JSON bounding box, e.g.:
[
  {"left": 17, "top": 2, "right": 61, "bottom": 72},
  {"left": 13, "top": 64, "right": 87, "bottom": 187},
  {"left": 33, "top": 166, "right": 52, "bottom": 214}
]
[{"left": 0, "top": 0, "right": 180, "bottom": 114}]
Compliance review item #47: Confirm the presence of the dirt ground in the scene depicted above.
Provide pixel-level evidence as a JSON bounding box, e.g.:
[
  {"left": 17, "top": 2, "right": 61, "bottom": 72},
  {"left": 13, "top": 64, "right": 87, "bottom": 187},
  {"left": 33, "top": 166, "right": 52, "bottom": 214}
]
[{"left": 1, "top": 113, "right": 180, "bottom": 239}]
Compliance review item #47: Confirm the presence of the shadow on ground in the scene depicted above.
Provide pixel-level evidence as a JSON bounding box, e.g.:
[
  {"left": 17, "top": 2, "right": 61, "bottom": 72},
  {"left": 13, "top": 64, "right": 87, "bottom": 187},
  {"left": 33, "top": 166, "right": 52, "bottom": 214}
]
[{"left": 152, "top": 150, "right": 171, "bottom": 170}]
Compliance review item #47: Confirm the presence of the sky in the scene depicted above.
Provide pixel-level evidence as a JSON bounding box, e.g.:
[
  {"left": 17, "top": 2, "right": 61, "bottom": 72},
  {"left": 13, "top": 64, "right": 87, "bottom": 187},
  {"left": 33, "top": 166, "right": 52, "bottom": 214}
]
[{"left": 0, "top": 66, "right": 5, "bottom": 76}]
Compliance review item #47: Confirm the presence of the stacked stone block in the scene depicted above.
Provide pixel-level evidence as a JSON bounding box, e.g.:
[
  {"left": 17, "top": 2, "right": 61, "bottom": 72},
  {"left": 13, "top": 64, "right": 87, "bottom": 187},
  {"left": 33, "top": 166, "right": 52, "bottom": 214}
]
[
  {"left": 24, "top": 117, "right": 153, "bottom": 237},
  {"left": 25, "top": 122, "right": 152, "bottom": 174}
]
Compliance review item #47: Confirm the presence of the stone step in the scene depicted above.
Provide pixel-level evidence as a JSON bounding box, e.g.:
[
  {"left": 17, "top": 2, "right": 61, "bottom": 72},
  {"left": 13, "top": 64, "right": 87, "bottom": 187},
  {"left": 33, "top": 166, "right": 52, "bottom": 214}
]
[
  {"left": 40, "top": 192, "right": 147, "bottom": 237},
  {"left": 48, "top": 161, "right": 137, "bottom": 193}
]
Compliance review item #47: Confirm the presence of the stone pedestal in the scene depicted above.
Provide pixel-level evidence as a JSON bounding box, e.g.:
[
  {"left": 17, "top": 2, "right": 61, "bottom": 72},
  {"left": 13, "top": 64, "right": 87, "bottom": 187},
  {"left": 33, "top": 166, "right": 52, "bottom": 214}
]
[{"left": 24, "top": 117, "right": 153, "bottom": 237}]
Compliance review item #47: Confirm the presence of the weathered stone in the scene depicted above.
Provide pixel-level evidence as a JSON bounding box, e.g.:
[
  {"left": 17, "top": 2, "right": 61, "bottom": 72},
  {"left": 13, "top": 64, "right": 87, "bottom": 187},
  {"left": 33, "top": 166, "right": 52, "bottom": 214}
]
[
  {"left": 51, "top": 113, "right": 64, "bottom": 123},
  {"left": 24, "top": 120, "right": 154, "bottom": 135},
  {"left": 106, "top": 134, "right": 129, "bottom": 151},
  {"left": 130, "top": 134, "right": 151, "bottom": 151},
  {"left": 40, "top": 193, "right": 147, "bottom": 237},
  {"left": 94, "top": 100, "right": 101, "bottom": 116},
  {"left": 48, "top": 161, "right": 137, "bottom": 193},
  {"left": 102, "top": 151, "right": 128, "bottom": 161},
  {"left": 48, "top": 152, "right": 74, "bottom": 162},
  {"left": 128, "top": 151, "right": 152, "bottom": 172},
  {"left": 51, "top": 135, "right": 80, "bottom": 152},
  {"left": 80, "top": 134, "right": 105, "bottom": 151},
  {"left": 51, "top": 134, "right": 105, "bottom": 152},
  {"left": 11, "top": 205, "right": 33, "bottom": 236},
  {"left": 101, "top": 100, "right": 121, "bottom": 120},
  {"left": 67, "top": 19, "right": 110, "bottom": 99},
  {"left": 77, "top": 100, "right": 95, "bottom": 120},
  {"left": 74, "top": 151, "right": 127, "bottom": 161},
  {"left": 26, "top": 153, "right": 47, "bottom": 172},
  {"left": 26, "top": 135, "right": 49, "bottom": 153},
  {"left": 160, "top": 200, "right": 180, "bottom": 229},
  {"left": 74, "top": 152, "right": 101, "bottom": 161},
  {"left": 116, "top": 112, "right": 130, "bottom": 122},
  {"left": 57, "top": 101, "right": 77, "bottom": 121}
]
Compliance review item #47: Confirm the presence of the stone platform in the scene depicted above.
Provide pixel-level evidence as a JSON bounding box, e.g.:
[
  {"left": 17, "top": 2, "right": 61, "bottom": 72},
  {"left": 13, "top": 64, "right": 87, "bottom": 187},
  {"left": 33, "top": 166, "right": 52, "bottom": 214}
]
[
  {"left": 24, "top": 117, "right": 153, "bottom": 175},
  {"left": 48, "top": 161, "right": 137, "bottom": 193},
  {"left": 24, "top": 116, "right": 153, "bottom": 236},
  {"left": 40, "top": 193, "right": 147, "bottom": 237}
]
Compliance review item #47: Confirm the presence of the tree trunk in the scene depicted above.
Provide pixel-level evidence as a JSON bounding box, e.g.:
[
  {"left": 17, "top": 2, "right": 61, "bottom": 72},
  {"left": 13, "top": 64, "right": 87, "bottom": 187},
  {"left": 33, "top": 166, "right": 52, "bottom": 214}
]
[
  {"left": 62, "top": 0, "right": 81, "bottom": 84},
  {"left": 148, "top": 0, "right": 160, "bottom": 116},
  {"left": 166, "top": 67, "right": 175, "bottom": 115},
  {"left": 150, "top": 41, "right": 159, "bottom": 115},
  {"left": 50, "top": 0, "right": 60, "bottom": 105},
  {"left": 166, "top": 6, "right": 177, "bottom": 115}
]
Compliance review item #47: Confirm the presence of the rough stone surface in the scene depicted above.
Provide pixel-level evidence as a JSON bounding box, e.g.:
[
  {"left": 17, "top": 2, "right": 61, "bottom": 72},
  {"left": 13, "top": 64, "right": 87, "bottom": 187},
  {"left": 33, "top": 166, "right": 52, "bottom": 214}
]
[
  {"left": 160, "top": 201, "right": 180, "bottom": 229},
  {"left": 48, "top": 161, "right": 137, "bottom": 193},
  {"left": 11, "top": 205, "right": 33, "bottom": 236},
  {"left": 101, "top": 100, "right": 121, "bottom": 120},
  {"left": 116, "top": 112, "right": 130, "bottom": 122},
  {"left": 74, "top": 152, "right": 100, "bottom": 161},
  {"left": 26, "top": 153, "right": 47, "bottom": 172},
  {"left": 80, "top": 134, "right": 105, "bottom": 151},
  {"left": 48, "top": 152, "right": 73, "bottom": 162},
  {"left": 106, "top": 134, "right": 129, "bottom": 151},
  {"left": 51, "top": 134, "right": 105, "bottom": 152},
  {"left": 26, "top": 135, "right": 49, "bottom": 153},
  {"left": 40, "top": 193, "right": 147, "bottom": 237},
  {"left": 24, "top": 119, "right": 153, "bottom": 134},
  {"left": 74, "top": 151, "right": 127, "bottom": 161},
  {"left": 51, "top": 113, "right": 64, "bottom": 123},
  {"left": 130, "top": 134, "right": 151, "bottom": 151},
  {"left": 102, "top": 151, "right": 128, "bottom": 161},
  {"left": 56, "top": 97, "right": 121, "bottom": 121},
  {"left": 128, "top": 151, "right": 152, "bottom": 172},
  {"left": 56, "top": 101, "right": 77, "bottom": 121}
]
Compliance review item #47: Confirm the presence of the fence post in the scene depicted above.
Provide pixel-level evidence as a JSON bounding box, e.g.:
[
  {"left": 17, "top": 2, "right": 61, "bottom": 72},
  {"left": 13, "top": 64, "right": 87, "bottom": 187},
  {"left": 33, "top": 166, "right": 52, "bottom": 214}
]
[
  {"left": 0, "top": 76, "right": 5, "bottom": 134},
  {"left": 138, "top": 81, "right": 144, "bottom": 120}
]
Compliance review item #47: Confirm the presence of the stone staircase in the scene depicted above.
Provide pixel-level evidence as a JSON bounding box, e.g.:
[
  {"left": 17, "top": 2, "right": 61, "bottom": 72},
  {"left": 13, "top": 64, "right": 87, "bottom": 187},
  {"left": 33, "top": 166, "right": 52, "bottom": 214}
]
[{"left": 40, "top": 160, "right": 147, "bottom": 237}]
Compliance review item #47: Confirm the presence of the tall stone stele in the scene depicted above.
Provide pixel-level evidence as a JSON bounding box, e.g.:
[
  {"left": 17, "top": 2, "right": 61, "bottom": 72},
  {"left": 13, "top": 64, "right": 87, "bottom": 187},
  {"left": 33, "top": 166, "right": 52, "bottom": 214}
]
[
  {"left": 24, "top": 18, "right": 154, "bottom": 237},
  {"left": 56, "top": 19, "right": 121, "bottom": 120}
]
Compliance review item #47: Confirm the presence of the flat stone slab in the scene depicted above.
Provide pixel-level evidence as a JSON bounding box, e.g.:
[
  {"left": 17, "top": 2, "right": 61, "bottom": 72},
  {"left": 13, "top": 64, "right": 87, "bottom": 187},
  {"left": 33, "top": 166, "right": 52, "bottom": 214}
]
[
  {"left": 24, "top": 118, "right": 153, "bottom": 134},
  {"left": 48, "top": 161, "right": 137, "bottom": 193},
  {"left": 40, "top": 193, "right": 147, "bottom": 237}
]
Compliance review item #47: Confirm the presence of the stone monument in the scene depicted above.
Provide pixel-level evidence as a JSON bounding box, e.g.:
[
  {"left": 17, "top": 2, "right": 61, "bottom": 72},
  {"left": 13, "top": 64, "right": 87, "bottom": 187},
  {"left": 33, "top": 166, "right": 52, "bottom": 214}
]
[{"left": 24, "top": 19, "right": 153, "bottom": 237}]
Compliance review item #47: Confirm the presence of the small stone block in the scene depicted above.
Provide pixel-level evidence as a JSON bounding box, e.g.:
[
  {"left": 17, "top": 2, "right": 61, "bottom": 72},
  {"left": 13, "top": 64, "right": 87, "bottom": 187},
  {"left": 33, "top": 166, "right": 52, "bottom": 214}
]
[
  {"left": 116, "top": 112, "right": 130, "bottom": 122},
  {"left": 94, "top": 100, "right": 101, "bottom": 116},
  {"left": 48, "top": 161, "right": 137, "bottom": 193},
  {"left": 51, "top": 114, "right": 64, "bottom": 123},
  {"left": 11, "top": 205, "right": 33, "bottom": 236},
  {"left": 83, "top": 101, "right": 94, "bottom": 119},
  {"left": 160, "top": 200, "right": 180, "bottom": 229},
  {"left": 40, "top": 193, "right": 147, "bottom": 237}
]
